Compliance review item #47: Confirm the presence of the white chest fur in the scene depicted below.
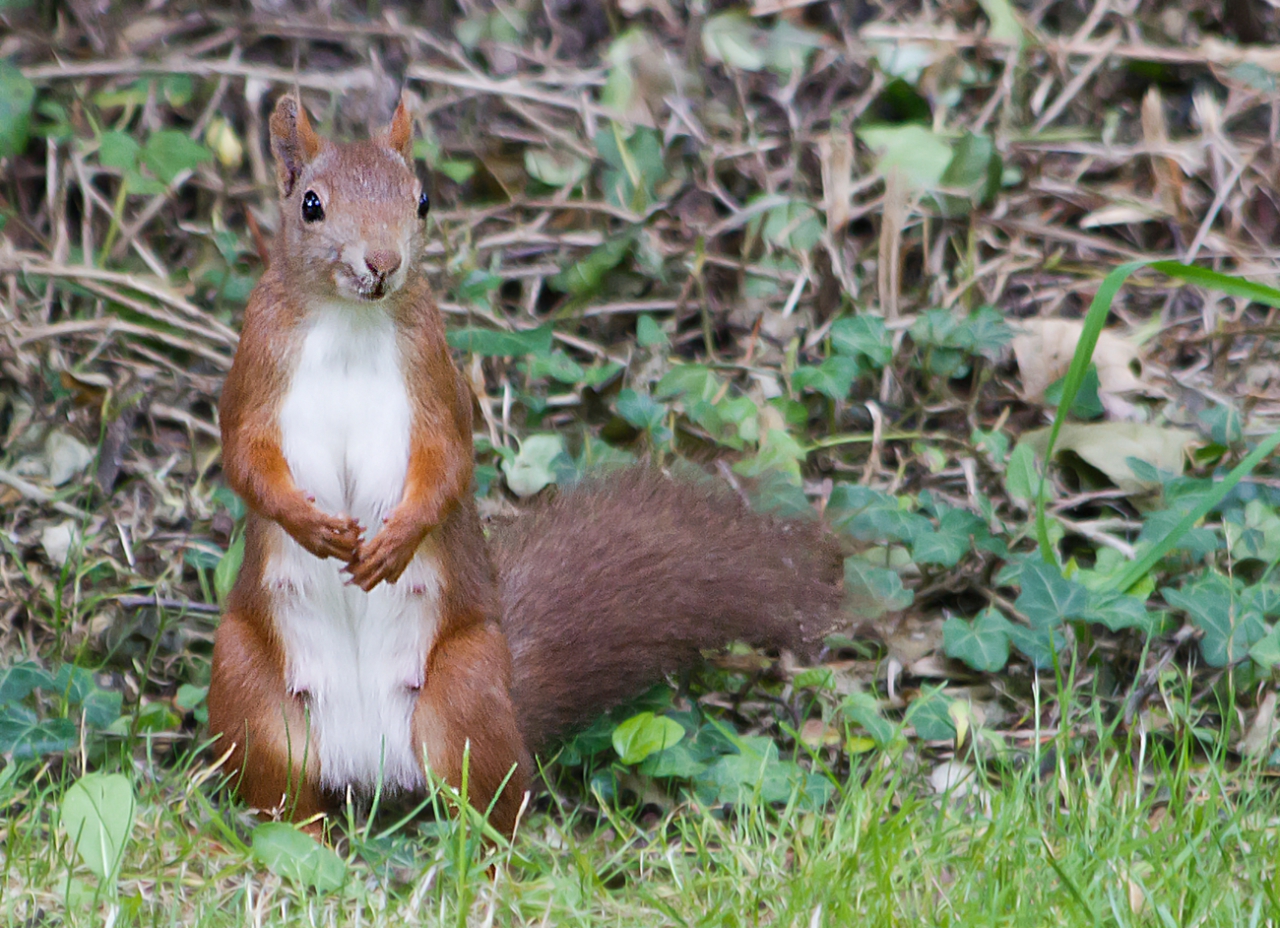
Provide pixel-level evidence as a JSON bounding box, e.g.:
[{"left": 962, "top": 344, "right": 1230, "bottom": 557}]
[{"left": 267, "top": 303, "right": 442, "bottom": 795}]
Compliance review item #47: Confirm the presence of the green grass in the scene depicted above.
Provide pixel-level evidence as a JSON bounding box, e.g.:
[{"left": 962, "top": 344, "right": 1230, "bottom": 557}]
[{"left": 5, "top": 695, "right": 1280, "bottom": 927}]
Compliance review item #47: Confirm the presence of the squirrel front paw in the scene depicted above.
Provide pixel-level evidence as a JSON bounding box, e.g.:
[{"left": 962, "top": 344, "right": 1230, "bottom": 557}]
[
  {"left": 343, "top": 516, "right": 422, "bottom": 591},
  {"left": 281, "top": 501, "right": 363, "bottom": 561}
]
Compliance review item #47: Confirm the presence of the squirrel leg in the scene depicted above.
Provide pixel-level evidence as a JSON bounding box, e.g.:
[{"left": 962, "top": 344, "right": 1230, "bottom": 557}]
[
  {"left": 208, "top": 613, "right": 327, "bottom": 824},
  {"left": 411, "top": 622, "right": 529, "bottom": 838}
]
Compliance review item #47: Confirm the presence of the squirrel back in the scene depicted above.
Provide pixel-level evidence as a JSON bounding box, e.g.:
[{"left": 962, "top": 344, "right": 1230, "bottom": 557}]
[{"left": 495, "top": 467, "right": 845, "bottom": 753}]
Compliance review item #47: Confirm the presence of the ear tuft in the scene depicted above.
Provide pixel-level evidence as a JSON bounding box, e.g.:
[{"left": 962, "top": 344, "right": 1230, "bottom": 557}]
[
  {"left": 269, "top": 95, "right": 323, "bottom": 197},
  {"left": 380, "top": 92, "right": 415, "bottom": 165}
]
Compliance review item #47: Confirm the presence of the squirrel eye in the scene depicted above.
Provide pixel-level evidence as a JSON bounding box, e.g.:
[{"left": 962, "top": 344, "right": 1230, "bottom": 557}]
[
  {"left": 417, "top": 190, "right": 430, "bottom": 220},
  {"left": 301, "top": 190, "right": 325, "bottom": 223}
]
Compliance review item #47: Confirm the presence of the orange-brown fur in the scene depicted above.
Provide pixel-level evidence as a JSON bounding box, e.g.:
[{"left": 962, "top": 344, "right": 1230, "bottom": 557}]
[{"left": 210, "top": 94, "right": 844, "bottom": 838}]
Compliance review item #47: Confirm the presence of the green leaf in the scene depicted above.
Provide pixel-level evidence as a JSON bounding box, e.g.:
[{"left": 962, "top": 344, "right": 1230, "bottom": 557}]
[
  {"left": 840, "top": 691, "right": 896, "bottom": 747},
  {"left": 1016, "top": 561, "right": 1089, "bottom": 629},
  {"left": 638, "top": 741, "right": 708, "bottom": 779},
  {"left": 1085, "top": 590, "right": 1157, "bottom": 634},
  {"left": 977, "top": 0, "right": 1024, "bottom": 45},
  {"left": 1249, "top": 625, "right": 1280, "bottom": 669},
  {"left": 858, "top": 125, "right": 953, "bottom": 192},
  {"left": 80, "top": 687, "right": 123, "bottom": 730},
  {"left": 215, "top": 533, "right": 244, "bottom": 603},
  {"left": 830, "top": 315, "right": 892, "bottom": 367},
  {"left": 447, "top": 324, "right": 553, "bottom": 357},
  {"left": 60, "top": 773, "right": 136, "bottom": 884},
  {"left": 764, "top": 20, "right": 823, "bottom": 77},
  {"left": 141, "top": 130, "right": 212, "bottom": 184},
  {"left": 1109, "top": 425, "right": 1280, "bottom": 593},
  {"left": 0, "top": 662, "right": 55, "bottom": 706},
  {"left": 548, "top": 234, "right": 634, "bottom": 296},
  {"left": 656, "top": 364, "right": 721, "bottom": 403},
  {"left": 524, "top": 148, "right": 589, "bottom": 188},
  {"left": 911, "top": 511, "right": 977, "bottom": 568},
  {"left": 1044, "top": 364, "right": 1105, "bottom": 419},
  {"left": 0, "top": 707, "right": 76, "bottom": 757},
  {"left": 1006, "top": 623, "right": 1066, "bottom": 669},
  {"left": 1163, "top": 573, "right": 1267, "bottom": 667},
  {"left": 437, "top": 159, "right": 475, "bottom": 184},
  {"left": 251, "top": 822, "right": 346, "bottom": 894},
  {"left": 756, "top": 200, "right": 824, "bottom": 252},
  {"left": 938, "top": 131, "right": 1001, "bottom": 207},
  {"left": 501, "top": 434, "right": 567, "bottom": 498},
  {"left": 612, "top": 711, "right": 686, "bottom": 764},
  {"left": 524, "top": 350, "right": 586, "bottom": 385},
  {"left": 734, "top": 427, "right": 805, "bottom": 481},
  {"left": 615, "top": 388, "right": 666, "bottom": 432},
  {"left": 1005, "top": 442, "right": 1039, "bottom": 504},
  {"left": 0, "top": 60, "right": 36, "bottom": 159},
  {"left": 905, "top": 688, "right": 956, "bottom": 741},
  {"left": 636, "top": 314, "right": 669, "bottom": 348},
  {"left": 942, "top": 610, "right": 1011, "bottom": 672},
  {"left": 791, "top": 356, "right": 859, "bottom": 401},
  {"left": 844, "top": 559, "right": 914, "bottom": 617},
  {"left": 702, "top": 12, "right": 767, "bottom": 71},
  {"left": 98, "top": 131, "right": 140, "bottom": 171}
]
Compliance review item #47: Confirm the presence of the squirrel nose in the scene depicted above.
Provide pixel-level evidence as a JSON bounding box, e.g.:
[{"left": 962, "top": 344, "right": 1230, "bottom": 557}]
[{"left": 365, "top": 249, "right": 402, "bottom": 280}]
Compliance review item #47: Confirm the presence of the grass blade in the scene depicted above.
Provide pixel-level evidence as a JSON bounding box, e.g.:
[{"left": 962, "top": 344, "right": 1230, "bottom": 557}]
[{"left": 1034, "top": 260, "right": 1146, "bottom": 559}]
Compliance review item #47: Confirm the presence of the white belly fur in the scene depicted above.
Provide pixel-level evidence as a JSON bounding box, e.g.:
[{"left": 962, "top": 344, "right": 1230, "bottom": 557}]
[{"left": 267, "top": 302, "right": 442, "bottom": 795}]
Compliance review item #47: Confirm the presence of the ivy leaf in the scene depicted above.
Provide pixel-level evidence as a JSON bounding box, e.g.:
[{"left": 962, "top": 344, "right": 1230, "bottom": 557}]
[
  {"left": 1005, "top": 442, "right": 1039, "bottom": 504},
  {"left": 830, "top": 315, "right": 892, "bottom": 368},
  {"left": 548, "top": 234, "right": 634, "bottom": 296},
  {"left": 1005, "top": 623, "right": 1066, "bottom": 669},
  {"left": 791, "top": 356, "right": 859, "bottom": 401},
  {"left": 905, "top": 687, "right": 956, "bottom": 741},
  {"left": 0, "top": 60, "right": 36, "bottom": 159},
  {"left": 141, "top": 130, "right": 212, "bottom": 184},
  {"left": 636, "top": 314, "right": 669, "bottom": 348},
  {"left": 501, "top": 434, "right": 568, "bottom": 498},
  {"left": 639, "top": 741, "right": 709, "bottom": 778},
  {"left": 1163, "top": 573, "right": 1267, "bottom": 667},
  {"left": 911, "top": 511, "right": 978, "bottom": 568},
  {"left": 1015, "top": 561, "right": 1089, "bottom": 629},
  {"left": 858, "top": 124, "right": 953, "bottom": 192},
  {"left": 0, "top": 707, "right": 76, "bottom": 758},
  {"left": 524, "top": 350, "right": 586, "bottom": 385},
  {"left": 447, "top": 324, "right": 553, "bottom": 357},
  {"left": 1084, "top": 590, "right": 1157, "bottom": 634},
  {"left": 840, "top": 691, "right": 897, "bottom": 747},
  {"left": 524, "top": 148, "right": 590, "bottom": 188},
  {"left": 615, "top": 389, "right": 666, "bottom": 432},
  {"left": 845, "top": 505, "right": 932, "bottom": 545},
  {"left": 612, "top": 711, "right": 686, "bottom": 764},
  {"left": 943, "top": 610, "right": 1011, "bottom": 672},
  {"left": 1249, "top": 625, "right": 1280, "bottom": 670},
  {"left": 656, "top": 364, "right": 721, "bottom": 402},
  {"left": 0, "top": 662, "right": 55, "bottom": 706},
  {"left": 98, "top": 131, "right": 140, "bottom": 171},
  {"left": 844, "top": 559, "right": 913, "bottom": 617},
  {"left": 734, "top": 428, "right": 805, "bottom": 482},
  {"left": 702, "top": 11, "right": 767, "bottom": 71}
]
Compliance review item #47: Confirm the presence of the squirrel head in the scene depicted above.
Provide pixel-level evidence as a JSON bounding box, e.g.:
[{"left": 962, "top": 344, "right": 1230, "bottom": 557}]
[{"left": 268, "top": 93, "right": 429, "bottom": 303}]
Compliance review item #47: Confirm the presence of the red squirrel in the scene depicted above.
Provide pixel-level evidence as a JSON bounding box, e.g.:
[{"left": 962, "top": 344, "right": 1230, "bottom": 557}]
[{"left": 208, "top": 93, "right": 845, "bottom": 837}]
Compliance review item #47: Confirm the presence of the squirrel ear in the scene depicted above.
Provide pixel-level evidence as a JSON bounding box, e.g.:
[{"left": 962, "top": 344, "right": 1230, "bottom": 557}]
[
  {"left": 269, "top": 94, "right": 322, "bottom": 198},
  {"left": 379, "top": 92, "right": 414, "bottom": 165}
]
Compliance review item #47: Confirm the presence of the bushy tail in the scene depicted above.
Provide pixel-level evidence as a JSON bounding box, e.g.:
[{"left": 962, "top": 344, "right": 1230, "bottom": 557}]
[{"left": 494, "top": 467, "right": 845, "bottom": 754}]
